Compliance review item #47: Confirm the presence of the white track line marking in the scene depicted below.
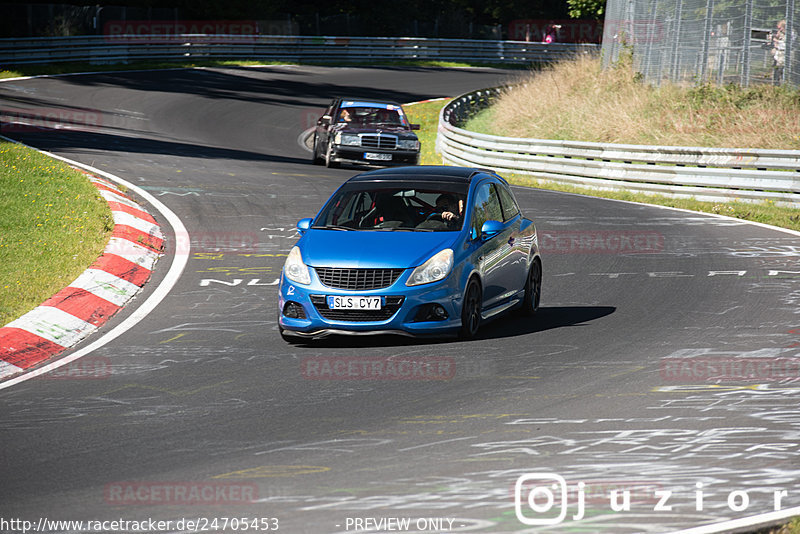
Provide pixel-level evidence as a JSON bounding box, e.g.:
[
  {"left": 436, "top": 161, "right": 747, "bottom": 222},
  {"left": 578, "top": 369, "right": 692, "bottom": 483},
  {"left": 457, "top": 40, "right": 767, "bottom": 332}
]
[
  {"left": 669, "top": 504, "right": 800, "bottom": 534},
  {"left": 0, "top": 361, "right": 24, "bottom": 379}
]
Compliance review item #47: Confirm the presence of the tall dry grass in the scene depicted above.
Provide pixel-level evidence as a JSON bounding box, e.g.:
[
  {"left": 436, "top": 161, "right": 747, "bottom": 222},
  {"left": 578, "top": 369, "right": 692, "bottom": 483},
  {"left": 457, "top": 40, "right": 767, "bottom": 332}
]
[{"left": 476, "top": 55, "right": 800, "bottom": 149}]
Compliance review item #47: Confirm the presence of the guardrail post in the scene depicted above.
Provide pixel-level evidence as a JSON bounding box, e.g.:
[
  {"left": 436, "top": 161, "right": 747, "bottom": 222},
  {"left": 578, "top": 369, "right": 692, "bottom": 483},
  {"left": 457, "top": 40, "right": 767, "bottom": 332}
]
[
  {"left": 742, "top": 0, "right": 753, "bottom": 86},
  {"left": 670, "top": 0, "right": 684, "bottom": 82},
  {"left": 700, "top": 0, "right": 715, "bottom": 83},
  {"left": 785, "top": 0, "right": 795, "bottom": 84}
]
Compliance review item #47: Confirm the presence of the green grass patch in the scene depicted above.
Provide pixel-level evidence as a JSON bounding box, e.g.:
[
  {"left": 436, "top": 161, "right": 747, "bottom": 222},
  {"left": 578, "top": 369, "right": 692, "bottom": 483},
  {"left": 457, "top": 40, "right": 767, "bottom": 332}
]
[
  {"left": 0, "top": 141, "right": 113, "bottom": 325},
  {"left": 459, "top": 108, "right": 496, "bottom": 138},
  {"left": 759, "top": 518, "right": 800, "bottom": 533},
  {"left": 403, "top": 98, "right": 450, "bottom": 165}
]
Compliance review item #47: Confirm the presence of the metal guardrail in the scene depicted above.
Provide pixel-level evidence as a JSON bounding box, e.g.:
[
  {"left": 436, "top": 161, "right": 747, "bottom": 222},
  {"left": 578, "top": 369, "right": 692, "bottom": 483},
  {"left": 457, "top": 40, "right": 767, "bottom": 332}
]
[
  {"left": 0, "top": 34, "right": 597, "bottom": 66},
  {"left": 438, "top": 87, "right": 800, "bottom": 206}
]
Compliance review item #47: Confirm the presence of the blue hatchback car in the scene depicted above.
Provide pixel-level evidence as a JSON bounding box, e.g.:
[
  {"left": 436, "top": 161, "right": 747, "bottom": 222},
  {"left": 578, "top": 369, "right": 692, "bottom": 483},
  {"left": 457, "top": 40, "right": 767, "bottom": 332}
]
[{"left": 278, "top": 166, "right": 541, "bottom": 340}]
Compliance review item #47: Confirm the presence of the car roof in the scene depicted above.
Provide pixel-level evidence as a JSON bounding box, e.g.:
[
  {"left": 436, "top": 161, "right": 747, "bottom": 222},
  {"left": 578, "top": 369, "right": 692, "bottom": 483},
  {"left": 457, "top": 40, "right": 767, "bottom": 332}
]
[{"left": 348, "top": 166, "right": 500, "bottom": 183}]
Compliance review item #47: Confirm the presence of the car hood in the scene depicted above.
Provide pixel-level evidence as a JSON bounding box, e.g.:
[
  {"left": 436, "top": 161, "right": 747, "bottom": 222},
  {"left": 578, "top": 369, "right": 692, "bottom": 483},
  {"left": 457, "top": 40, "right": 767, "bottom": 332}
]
[{"left": 299, "top": 230, "right": 457, "bottom": 269}]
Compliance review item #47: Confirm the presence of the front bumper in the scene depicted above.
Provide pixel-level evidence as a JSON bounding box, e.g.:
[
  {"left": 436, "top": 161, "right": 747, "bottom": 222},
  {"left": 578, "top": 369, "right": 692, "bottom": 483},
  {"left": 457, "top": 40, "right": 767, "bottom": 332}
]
[
  {"left": 329, "top": 145, "right": 419, "bottom": 166},
  {"left": 278, "top": 269, "right": 462, "bottom": 338}
]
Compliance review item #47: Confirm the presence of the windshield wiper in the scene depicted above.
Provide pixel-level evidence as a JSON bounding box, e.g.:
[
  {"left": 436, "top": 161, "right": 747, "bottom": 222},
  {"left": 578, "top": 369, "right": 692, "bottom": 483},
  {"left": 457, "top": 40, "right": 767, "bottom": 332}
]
[
  {"left": 376, "top": 226, "right": 433, "bottom": 232},
  {"left": 311, "top": 224, "right": 355, "bottom": 231}
]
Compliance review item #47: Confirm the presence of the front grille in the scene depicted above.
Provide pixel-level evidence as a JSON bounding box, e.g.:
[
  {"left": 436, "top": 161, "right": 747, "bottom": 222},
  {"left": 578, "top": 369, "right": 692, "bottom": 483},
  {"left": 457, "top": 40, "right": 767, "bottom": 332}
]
[
  {"left": 360, "top": 134, "right": 397, "bottom": 150},
  {"left": 311, "top": 295, "right": 405, "bottom": 322},
  {"left": 315, "top": 267, "right": 404, "bottom": 290}
]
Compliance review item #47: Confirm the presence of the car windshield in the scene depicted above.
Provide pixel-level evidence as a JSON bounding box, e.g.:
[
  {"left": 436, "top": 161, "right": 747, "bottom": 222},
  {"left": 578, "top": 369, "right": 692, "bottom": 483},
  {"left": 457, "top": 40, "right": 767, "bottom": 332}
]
[
  {"left": 314, "top": 181, "right": 468, "bottom": 232},
  {"left": 338, "top": 106, "right": 407, "bottom": 127}
]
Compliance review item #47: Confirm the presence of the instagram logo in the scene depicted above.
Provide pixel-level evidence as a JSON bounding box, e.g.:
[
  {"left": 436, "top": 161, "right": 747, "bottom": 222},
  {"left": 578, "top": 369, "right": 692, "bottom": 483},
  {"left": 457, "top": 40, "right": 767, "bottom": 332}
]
[
  {"left": 514, "top": 474, "right": 793, "bottom": 526},
  {"left": 514, "top": 473, "right": 568, "bottom": 525}
]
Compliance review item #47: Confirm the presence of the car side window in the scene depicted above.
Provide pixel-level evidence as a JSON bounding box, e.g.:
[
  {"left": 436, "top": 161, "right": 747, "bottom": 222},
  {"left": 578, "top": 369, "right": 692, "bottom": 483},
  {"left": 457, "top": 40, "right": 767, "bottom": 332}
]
[
  {"left": 496, "top": 183, "right": 520, "bottom": 222},
  {"left": 470, "top": 182, "right": 504, "bottom": 239}
]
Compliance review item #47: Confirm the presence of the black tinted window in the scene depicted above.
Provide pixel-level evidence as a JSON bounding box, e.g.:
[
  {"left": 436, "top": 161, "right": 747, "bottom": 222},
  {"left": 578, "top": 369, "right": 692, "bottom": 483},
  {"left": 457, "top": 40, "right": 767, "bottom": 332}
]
[
  {"left": 337, "top": 106, "right": 407, "bottom": 126},
  {"left": 496, "top": 183, "right": 520, "bottom": 222},
  {"left": 315, "top": 181, "right": 467, "bottom": 232}
]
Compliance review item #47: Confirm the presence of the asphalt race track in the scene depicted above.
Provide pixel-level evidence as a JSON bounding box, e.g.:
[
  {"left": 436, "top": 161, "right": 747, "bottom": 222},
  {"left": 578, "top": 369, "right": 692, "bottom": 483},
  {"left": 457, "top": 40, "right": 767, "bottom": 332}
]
[{"left": 1, "top": 66, "right": 800, "bottom": 534}]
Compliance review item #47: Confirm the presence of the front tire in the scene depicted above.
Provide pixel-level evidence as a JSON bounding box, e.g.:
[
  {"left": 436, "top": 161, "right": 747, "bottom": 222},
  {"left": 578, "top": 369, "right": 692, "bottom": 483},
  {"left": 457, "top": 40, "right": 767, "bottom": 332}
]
[
  {"left": 460, "top": 278, "right": 482, "bottom": 339},
  {"left": 311, "top": 134, "right": 323, "bottom": 165},
  {"left": 521, "top": 259, "right": 542, "bottom": 316}
]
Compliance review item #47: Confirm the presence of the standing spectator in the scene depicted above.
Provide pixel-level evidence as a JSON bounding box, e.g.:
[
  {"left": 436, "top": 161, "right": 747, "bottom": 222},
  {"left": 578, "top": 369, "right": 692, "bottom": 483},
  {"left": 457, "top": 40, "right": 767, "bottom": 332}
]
[{"left": 770, "top": 19, "right": 787, "bottom": 84}]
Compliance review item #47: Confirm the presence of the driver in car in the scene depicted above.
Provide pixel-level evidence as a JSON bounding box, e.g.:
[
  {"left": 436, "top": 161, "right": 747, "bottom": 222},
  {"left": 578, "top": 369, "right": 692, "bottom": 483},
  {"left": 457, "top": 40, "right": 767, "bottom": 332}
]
[
  {"left": 434, "top": 193, "right": 464, "bottom": 228},
  {"left": 434, "top": 193, "right": 463, "bottom": 226}
]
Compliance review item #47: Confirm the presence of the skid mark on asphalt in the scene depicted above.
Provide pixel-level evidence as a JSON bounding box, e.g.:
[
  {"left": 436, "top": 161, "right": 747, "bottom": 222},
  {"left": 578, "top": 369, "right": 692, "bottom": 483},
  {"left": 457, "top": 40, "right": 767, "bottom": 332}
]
[
  {"left": 97, "top": 379, "right": 236, "bottom": 398},
  {"left": 213, "top": 465, "right": 330, "bottom": 478}
]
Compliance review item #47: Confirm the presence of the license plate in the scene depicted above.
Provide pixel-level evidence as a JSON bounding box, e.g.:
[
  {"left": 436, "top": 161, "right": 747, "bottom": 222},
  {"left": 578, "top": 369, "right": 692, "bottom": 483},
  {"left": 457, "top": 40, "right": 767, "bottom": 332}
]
[
  {"left": 327, "top": 296, "right": 382, "bottom": 310},
  {"left": 364, "top": 152, "right": 392, "bottom": 161}
]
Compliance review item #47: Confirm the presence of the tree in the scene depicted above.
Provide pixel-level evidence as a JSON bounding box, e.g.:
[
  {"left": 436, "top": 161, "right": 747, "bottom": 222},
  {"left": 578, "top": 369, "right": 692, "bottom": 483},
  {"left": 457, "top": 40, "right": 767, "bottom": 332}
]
[{"left": 566, "top": 0, "right": 605, "bottom": 19}]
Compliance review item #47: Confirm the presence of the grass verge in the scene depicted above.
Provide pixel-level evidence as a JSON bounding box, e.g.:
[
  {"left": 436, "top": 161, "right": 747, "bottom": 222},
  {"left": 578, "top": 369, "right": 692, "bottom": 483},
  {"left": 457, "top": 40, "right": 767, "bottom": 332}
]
[
  {"left": 466, "top": 54, "right": 800, "bottom": 149},
  {"left": 0, "top": 140, "right": 113, "bottom": 326},
  {"left": 405, "top": 98, "right": 800, "bottom": 232},
  {"left": 404, "top": 98, "right": 449, "bottom": 165}
]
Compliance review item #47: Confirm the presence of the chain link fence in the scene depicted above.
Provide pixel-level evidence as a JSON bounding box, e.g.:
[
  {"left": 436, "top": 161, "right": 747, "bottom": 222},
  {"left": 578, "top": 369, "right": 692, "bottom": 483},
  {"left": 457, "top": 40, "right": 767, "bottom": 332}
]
[{"left": 602, "top": 0, "right": 799, "bottom": 86}]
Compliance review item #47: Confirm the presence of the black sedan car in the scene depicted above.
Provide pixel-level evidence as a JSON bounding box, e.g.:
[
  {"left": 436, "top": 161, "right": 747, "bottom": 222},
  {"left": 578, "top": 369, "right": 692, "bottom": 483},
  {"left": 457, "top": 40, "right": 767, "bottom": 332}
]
[{"left": 311, "top": 98, "right": 421, "bottom": 168}]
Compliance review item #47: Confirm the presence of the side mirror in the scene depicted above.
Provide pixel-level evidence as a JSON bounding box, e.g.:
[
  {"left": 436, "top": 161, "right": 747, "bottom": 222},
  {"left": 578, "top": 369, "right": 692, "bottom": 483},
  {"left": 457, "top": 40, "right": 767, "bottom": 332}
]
[
  {"left": 480, "top": 220, "right": 503, "bottom": 240},
  {"left": 320, "top": 115, "right": 332, "bottom": 124},
  {"left": 410, "top": 124, "right": 421, "bottom": 130},
  {"left": 296, "top": 218, "right": 313, "bottom": 234}
]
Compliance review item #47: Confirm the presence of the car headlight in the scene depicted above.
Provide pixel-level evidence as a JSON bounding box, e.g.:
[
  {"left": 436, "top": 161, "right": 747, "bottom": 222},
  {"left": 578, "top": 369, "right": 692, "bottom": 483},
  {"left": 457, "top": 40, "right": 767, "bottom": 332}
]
[
  {"left": 397, "top": 139, "right": 420, "bottom": 150},
  {"left": 334, "top": 132, "right": 361, "bottom": 146},
  {"left": 283, "top": 246, "right": 311, "bottom": 285},
  {"left": 406, "top": 249, "right": 453, "bottom": 286}
]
